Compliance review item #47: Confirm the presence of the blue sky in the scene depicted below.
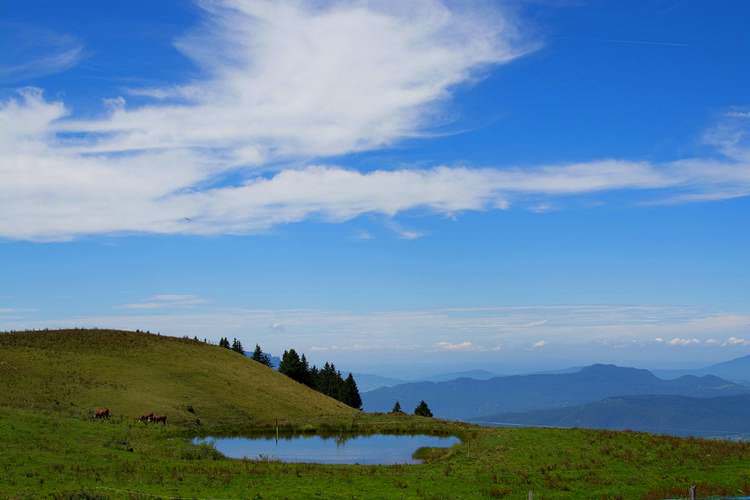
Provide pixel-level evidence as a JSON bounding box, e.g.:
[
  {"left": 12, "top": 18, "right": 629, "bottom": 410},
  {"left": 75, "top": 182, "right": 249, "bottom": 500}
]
[{"left": 1, "top": 0, "right": 749, "bottom": 377}]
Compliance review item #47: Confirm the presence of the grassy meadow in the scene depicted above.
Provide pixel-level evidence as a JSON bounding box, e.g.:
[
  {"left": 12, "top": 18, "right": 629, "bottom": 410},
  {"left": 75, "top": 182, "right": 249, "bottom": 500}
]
[{"left": 2, "top": 329, "right": 750, "bottom": 499}]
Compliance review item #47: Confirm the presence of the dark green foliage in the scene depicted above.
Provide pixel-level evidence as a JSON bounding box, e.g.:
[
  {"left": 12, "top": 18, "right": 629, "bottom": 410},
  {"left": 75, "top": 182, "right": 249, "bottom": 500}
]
[
  {"left": 343, "top": 373, "right": 362, "bottom": 410},
  {"left": 251, "top": 344, "right": 273, "bottom": 367},
  {"left": 279, "top": 349, "right": 307, "bottom": 384},
  {"left": 391, "top": 401, "right": 403, "bottom": 414},
  {"left": 277, "top": 350, "right": 361, "bottom": 408},
  {"left": 316, "top": 362, "right": 341, "bottom": 397},
  {"left": 218, "top": 337, "right": 230, "bottom": 349},
  {"left": 414, "top": 400, "right": 433, "bottom": 417},
  {"left": 300, "top": 354, "right": 314, "bottom": 387},
  {"left": 231, "top": 338, "right": 244, "bottom": 354}
]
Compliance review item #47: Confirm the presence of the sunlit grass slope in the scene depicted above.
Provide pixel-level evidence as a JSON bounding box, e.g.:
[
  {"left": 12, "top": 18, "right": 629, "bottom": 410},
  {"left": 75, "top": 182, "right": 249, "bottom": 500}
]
[{"left": 0, "top": 329, "right": 355, "bottom": 429}]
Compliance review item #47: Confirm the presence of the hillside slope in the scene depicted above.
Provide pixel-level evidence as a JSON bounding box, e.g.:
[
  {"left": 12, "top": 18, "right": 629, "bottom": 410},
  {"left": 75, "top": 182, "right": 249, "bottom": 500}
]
[
  {"left": 0, "top": 329, "right": 355, "bottom": 428},
  {"left": 362, "top": 364, "right": 749, "bottom": 419},
  {"left": 477, "top": 394, "right": 750, "bottom": 437}
]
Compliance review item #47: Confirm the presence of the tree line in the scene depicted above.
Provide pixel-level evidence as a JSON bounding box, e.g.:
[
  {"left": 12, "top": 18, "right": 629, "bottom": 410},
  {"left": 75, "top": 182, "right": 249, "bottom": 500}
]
[
  {"left": 217, "top": 339, "right": 362, "bottom": 410},
  {"left": 276, "top": 348, "right": 362, "bottom": 410},
  {"left": 391, "top": 400, "right": 433, "bottom": 417},
  {"left": 218, "top": 336, "right": 245, "bottom": 354}
]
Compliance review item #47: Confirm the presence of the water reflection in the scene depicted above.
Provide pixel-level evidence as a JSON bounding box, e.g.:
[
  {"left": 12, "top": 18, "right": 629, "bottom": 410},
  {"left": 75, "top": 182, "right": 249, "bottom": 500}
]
[{"left": 194, "top": 433, "right": 459, "bottom": 465}]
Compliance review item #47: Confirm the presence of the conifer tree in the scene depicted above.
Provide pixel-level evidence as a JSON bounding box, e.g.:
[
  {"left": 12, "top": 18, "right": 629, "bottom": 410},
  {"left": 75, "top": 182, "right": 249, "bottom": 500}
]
[
  {"left": 414, "top": 400, "right": 433, "bottom": 417},
  {"left": 279, "top": 349, "right": 308, "bottom": 384},
  {"left": 251, "top": 344, "right": 272, "bottom": 367},
  {"left": 391, "top": 401, "right": 403, "bottom": 414},
  {"left": 343, "top": 373, "right": 362, "bottom": 410},
  {"left": 231, "top": 338, "right": 244, "bottom": 354},
  {"left": 299, "top": 354, "right": 314, "bottom": 388}
]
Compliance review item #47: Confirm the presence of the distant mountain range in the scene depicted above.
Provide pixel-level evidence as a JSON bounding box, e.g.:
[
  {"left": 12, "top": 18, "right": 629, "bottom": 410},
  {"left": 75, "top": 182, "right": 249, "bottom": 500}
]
[
  {"left": 352, "top": 373, "right": 408, "bottom": 392},
  {"left": 353, "top": 370, "right": 498, "bottom": 392},
  {"left": 654, "top": 355, "right": 750, "bottom": 385},
  {"left": 362, "top": 364, "right": 750, "bottom": 420},
  {"left": 423, "top": 369, "right": 498, "bottom": 382},
  {"left": 476, "top": 394, "right": 750, "bottom": 438}
]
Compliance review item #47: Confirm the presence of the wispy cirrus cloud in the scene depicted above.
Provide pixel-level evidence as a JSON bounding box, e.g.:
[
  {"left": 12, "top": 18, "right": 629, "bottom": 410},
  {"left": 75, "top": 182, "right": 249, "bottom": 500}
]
[
  {"left": 1, "top": 1, "right": 750, "bottom": 242},
  {"left": 0, "top": 23, "right": 84, "bottom": 83},
  {"left": 119, "top": 294, "right": 207, "bottom": 310}
]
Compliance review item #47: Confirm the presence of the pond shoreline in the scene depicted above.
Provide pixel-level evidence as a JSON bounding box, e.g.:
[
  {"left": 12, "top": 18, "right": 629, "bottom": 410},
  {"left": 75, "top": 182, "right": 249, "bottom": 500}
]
[{"left": 193, "top": 433, "right": 461, "bottom": 465}]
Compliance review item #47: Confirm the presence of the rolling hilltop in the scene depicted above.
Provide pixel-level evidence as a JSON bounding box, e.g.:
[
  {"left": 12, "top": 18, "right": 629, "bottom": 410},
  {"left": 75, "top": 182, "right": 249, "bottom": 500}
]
[
  {"left": 362, "top": 364, "right": 749, "bottom": 420},
  {"left": 0, "top": 329, "right": 355, "bottom": 429}
]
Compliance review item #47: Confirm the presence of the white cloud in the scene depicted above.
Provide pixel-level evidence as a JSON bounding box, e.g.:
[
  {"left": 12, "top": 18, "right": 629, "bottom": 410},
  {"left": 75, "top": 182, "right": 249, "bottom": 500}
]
[
  {"left": 667, "top": 337, "right": 701, "bottom": 346},
  {"left": 64, "top": 0, "right": 527, "bottom": 159},
  {"left": 0, "top": 1, "right": 749, "bottom": 241},
  {"left": 434, "top": 340, "right": 476, "bottom": 351},
  {"left": 120, "top": 294, "right": 207, "bottom": 310},
  {"left": 0, "top": 23, "right": 84, "bottom": 83},
  {"left": 4, "top": 304, "right": 750, "bottom": 363},
  {"left": 723, "top": 336, "right": 750, "bottom": 347}
]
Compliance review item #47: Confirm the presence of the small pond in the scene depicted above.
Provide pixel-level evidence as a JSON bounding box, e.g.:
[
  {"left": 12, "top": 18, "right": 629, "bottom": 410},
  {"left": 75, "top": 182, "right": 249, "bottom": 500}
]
[{"left": 193, "top": 434, "right": 460, "bottom": 465}]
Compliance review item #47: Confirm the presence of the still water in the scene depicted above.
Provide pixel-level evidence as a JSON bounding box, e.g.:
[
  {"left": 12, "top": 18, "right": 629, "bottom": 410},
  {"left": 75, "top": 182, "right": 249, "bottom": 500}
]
[{"left": 194, "top": 434, "right": 460, "bottom": 465}]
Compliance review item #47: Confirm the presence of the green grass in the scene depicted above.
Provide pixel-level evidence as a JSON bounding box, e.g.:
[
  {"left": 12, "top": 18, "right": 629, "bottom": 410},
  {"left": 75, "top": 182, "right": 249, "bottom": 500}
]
[
  {"left": 2, "top": 329, "right": 750, "bottom": 499},
  {"left": 0, "top": 329, "right": 356, "bottom": 431}
]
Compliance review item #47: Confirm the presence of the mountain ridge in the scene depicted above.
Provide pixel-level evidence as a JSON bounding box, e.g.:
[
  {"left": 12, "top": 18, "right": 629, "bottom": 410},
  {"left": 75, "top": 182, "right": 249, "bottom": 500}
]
[
  {"left": 476, "top": 393, "right": 750, "bottom": 437},
  {"left": 362, "top": 363, "right": 749, "bottom": 420}
]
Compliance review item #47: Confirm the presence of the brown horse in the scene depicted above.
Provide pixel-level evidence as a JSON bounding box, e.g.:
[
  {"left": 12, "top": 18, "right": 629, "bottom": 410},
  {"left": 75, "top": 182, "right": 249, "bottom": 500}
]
[
  {"left": 152, "top": 414, "right": 167, "bottom": 425},
  {"left": 138, "top": 412, "right": 154, "bottom": 423},
  {"left": 94, "top": 407, "right": 111, "bottom": 419}
]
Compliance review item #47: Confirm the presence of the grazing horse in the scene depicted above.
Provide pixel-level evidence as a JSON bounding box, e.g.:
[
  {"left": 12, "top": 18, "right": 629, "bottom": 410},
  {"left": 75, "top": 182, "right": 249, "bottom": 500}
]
[
  {"left": 152, "top": 414, "right": 167, "bottom": 425},
  {"left": 138, "top": 412, "right": 154, "bottom": 423},
  {"left": 94, "top": 407, "right": 111, "bottom": 419}
]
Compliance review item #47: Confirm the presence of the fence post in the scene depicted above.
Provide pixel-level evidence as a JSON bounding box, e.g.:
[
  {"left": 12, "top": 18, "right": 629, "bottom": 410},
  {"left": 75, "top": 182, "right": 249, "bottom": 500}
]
[{"left": 689, "top": 484, "right": 696, "bottom": 500}]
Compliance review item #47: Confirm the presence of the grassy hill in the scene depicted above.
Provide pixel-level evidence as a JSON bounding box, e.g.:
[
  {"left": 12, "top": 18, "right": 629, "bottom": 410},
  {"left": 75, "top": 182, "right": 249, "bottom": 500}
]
[
  {"left": 3, "top": 329, "right": 750, "bottom": 499},
  {"left": 0, "top": 329, "right": 356, "bottom": 430}
]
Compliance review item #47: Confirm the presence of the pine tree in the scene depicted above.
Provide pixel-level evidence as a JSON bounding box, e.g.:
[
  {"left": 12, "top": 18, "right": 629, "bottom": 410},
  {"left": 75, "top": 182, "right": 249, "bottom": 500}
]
[
  {"left": 309, "top": 365, "right": 319, "bottom": 389},
  {"left": 299, "top": 354, "right": 314, "bottom": 388},
  {"left": 279, "top": 349, "right": 309, "bottom": 384},
  {"left": 231, "top": 338, "right": 244, "bottom": 354},
  {"left": 317, "top": 362, "right": 338, "bottom": 398},
  {"left": 414, "top": 400, "right": 433, "bottom": 417},
  {"left": 219, "top": 337, "right": 231, "bottom": 349},
  {"left": 391, "top": 401, "right": 403, "bottom": 414},
  {"left": 251, "top": 344, "right": 272, "bottom": 367},
  {"left": 342, "top": 373, "right": 362, "bottom": 410}
]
